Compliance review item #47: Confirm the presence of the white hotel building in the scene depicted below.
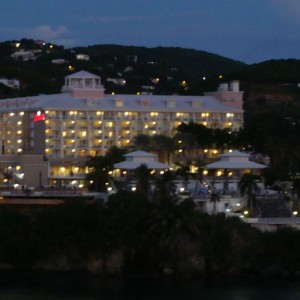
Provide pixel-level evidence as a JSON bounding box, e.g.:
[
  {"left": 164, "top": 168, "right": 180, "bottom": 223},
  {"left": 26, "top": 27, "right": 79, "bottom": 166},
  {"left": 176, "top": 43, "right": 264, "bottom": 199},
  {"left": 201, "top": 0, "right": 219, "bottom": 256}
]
[{"left": 0, "top": 71, "right": 244, "bottom": 188}]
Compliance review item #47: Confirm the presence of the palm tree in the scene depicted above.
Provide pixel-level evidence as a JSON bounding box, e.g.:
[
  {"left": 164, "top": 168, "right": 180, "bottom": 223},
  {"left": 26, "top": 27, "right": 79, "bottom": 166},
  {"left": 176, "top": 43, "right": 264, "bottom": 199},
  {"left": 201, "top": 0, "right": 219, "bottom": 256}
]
[
  {"left": 152, "top": 170, "right": 177, "bottom": 201},
  {"left": 210, "top": 190, "right": 220, "bottom": 214},
  {"left": 105, "top": 146, "right": 127, "bottom": 164},
  {"left": 134, "top": 164, "right": 152, "bottom": 197},
  {"left": 85, "top": 155, "right": 112, "bottom": 192},
  {"left": 173, "top": 131, "right": 197, "bottom": 163},
  {"left": 132, "top": 134, "right": 152, "bottom": 152},
  {"left": 238, "top": 173, "right": 261, "bottom": 214},
  {"left": 145, "top": 171, "right": 199, "bottom": 267},
  {"left": 151, "top": 134, "right": 174, "bottom": 165},
  {"left": 175, "top": 162, "right": 191, "bottom": 191}
]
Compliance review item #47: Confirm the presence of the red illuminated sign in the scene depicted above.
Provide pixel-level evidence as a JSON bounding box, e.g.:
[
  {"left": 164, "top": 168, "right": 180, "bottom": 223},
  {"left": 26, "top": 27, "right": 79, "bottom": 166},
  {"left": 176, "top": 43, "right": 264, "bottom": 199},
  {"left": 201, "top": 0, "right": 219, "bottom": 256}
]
[{"left": 34, "top": 111, "right": 45, "bottom": 122}]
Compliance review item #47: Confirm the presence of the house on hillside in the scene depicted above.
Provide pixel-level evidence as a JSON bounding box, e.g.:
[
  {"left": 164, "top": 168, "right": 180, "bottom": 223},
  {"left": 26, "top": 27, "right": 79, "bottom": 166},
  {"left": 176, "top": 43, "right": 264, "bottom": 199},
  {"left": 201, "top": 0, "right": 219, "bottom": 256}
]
[
  {"left": 76, "top": 54, "right": 90, "bottom": 61},
  {"left": 11, "top": 50, "right": 37, "bottom": 61},
  {"left": 0, "top": 78, "right": 20, "bottom": 89}
]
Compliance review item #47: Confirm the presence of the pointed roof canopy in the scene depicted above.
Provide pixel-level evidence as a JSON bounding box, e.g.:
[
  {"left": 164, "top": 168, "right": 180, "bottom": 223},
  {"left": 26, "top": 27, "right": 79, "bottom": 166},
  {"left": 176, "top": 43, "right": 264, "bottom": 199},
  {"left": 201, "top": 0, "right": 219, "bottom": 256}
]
[
  {"left": 114, "top": 150, "right": 170, "bottom": 170},
  {"left": 206, "top": 151, "right": 266, "bottom": 169}
]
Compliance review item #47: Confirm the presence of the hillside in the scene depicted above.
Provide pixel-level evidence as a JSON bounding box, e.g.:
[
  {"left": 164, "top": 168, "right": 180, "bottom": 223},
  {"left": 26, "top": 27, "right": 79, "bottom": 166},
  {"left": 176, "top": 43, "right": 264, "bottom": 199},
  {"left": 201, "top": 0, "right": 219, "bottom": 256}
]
[{"left": 0, "top": 39, "right": 246, "bottom": 98}]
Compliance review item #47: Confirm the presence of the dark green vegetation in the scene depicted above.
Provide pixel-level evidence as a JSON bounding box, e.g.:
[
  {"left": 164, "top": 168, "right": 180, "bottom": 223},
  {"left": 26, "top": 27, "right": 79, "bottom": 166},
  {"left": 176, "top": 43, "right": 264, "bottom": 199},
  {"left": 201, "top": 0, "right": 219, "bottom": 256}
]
[
  {"left": 0, "top": 39, "right": 245, "bottom": 97},
  {"left": 0, "top": 196, "right": 299, "bottom": 277}
]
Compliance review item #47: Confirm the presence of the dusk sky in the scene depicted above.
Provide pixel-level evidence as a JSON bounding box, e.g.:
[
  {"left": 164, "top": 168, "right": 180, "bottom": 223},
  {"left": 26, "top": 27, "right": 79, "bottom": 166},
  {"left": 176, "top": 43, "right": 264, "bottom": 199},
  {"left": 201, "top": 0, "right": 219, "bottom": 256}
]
[{"left": 0, "top": 0, "right": 299, "bottom": 64}]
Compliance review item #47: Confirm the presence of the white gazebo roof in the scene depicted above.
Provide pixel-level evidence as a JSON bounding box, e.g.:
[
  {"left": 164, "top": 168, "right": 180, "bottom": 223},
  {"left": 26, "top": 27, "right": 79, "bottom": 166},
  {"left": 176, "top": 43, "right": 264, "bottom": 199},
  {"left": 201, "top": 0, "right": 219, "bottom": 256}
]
[
  {"left": 114, "top": 161, "right": 170, "bottom": 170},
  {"left": 123, "top": 151, "right": 156, "bottom": 158},
  {"left": 114, "top": 150, "right": 170, "bottom": 170},
  {"left": 206, "top": 151, "right": 267, "bottom": 169}
]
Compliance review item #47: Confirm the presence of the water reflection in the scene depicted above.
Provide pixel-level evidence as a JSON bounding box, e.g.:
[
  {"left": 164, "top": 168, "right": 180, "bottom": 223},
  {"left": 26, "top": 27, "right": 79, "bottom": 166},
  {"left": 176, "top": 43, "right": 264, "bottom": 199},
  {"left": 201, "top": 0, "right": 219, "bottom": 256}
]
[{"left": 0, "top": 272, "right": 300, "bottom": 300}]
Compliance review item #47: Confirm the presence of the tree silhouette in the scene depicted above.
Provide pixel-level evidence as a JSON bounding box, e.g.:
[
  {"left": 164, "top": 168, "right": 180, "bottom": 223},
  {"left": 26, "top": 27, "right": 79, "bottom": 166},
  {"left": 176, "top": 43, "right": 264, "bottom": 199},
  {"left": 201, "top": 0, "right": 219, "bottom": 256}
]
[
  {"left": 238, "top": 173, "right": 261, "bottom": 214},
  {"left": 85, "top": 155, "right": 112, "bottom": 192}
]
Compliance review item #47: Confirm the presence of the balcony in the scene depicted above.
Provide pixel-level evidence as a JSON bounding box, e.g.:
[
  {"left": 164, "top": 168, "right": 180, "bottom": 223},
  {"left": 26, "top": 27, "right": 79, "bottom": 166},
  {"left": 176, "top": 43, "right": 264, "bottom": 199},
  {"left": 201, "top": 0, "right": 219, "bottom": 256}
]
[{"left": 49, "top": 173, "right": 86, "bottom": 179}]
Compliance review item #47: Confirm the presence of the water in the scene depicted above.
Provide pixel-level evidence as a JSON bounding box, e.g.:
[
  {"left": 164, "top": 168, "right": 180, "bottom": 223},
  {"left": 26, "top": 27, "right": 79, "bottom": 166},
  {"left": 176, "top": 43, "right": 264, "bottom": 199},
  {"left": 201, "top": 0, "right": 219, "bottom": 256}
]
[{"left": 0, "top": 272, "right": 300, "bottom": 299}]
